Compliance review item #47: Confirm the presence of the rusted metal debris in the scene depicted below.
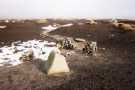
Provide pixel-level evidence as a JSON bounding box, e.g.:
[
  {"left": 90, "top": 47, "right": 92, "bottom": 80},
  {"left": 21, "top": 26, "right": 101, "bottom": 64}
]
[
  {"left": 82, "top": 41, "right": 98, "bottom": 56},
  {"left": 56, "top": 37, "right": 98, "bottom": 56},
  {"left": 56, "top": 38, "right": 74, "bottom": 50}
]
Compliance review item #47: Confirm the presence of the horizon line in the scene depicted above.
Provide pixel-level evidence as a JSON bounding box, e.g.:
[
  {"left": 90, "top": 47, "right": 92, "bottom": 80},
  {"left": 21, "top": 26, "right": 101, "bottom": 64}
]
[{"left": 0, "top": 17, "right": 135, "bottom": 20}]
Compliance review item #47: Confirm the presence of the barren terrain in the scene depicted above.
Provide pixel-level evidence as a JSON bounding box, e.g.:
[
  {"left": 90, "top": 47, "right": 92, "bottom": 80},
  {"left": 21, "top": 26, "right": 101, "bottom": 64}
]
[{"left": 0, "top": 19, "right": 135, "bottom": 90}]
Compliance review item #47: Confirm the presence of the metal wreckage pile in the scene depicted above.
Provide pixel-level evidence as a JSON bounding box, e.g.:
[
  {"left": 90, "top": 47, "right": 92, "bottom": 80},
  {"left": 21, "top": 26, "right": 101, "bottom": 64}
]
[
  {"left": 56, "top": 38, "right": 98, "bottom": 56},
  {"left": 82, "top": 41, "right": 97, "bottom": 56},
  {"left": 0, "top": 38, "right": 97, "bottom": 75},
  {"left": 56, "top": 38, "right": 74, "bottom": 50}
]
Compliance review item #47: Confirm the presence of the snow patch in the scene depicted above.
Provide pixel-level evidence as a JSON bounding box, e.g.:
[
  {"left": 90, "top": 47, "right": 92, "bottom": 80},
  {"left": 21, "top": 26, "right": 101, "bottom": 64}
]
[
  {"left": 0, "top": 25, "right": 7, "bottom": 29},
  {"left": 61, "top": 23, "right": 73, "bottom": 27},
  {"left": 41, "top": 23, "right": 73, "bottom": 32},
  {"left": 41, "top": 25, "right": 58, "bottom": 32},
  {"left": 0, "top": 40, "right": 60, "bottom": 67}
]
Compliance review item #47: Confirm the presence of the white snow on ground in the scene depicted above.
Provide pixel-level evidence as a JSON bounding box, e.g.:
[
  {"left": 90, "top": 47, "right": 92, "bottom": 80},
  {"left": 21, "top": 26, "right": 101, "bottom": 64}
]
[
  {"left": 0, "top": 25, "right": 7, "bottom": 29},
  {"left": 41, "top": 25, "right": 58, "bottom": 32},
  {"left": 0, "top": 40, "right": 60, "bottom": 67},
  {"left": 4, "top": 20, "right": 9, "bottom": 23},
  {"left": 61, "top": 23, "right": 73, "bottom": 27},
  {"left": 41, "top": 23, "right": 73, "bottom": 32}
]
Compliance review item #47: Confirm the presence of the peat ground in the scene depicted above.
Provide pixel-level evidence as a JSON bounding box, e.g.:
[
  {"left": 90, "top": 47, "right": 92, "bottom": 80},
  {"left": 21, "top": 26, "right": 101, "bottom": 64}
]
[{"left": 0, "top": 20, "right": 135, "bottom": 90}]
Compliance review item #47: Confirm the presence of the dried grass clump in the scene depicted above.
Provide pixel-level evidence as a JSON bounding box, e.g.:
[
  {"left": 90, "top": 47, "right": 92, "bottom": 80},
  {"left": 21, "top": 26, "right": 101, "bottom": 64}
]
[
  {"left": 36, "top": 19, "right": 48, "bottom": 24},
  {"left": 85, "top": 19, "right": 97, "bottom": 25},
  {"left": 118, "top": 23, "right": 134, "bottom": 32},
  {"left": 112, "top": 22, "right": 134, "bottom": 32},
  {"left": 112, "top": 22, "right": 119, "bottom": 28},
  {"left": 40, "top": 31, "right": 49, "bottom": 38}
]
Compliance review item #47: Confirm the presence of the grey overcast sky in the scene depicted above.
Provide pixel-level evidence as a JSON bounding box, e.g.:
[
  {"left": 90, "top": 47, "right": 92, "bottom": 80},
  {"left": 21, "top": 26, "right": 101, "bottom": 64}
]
[{"left": 0, "top": 0, "right": 134, "bottom": 19}]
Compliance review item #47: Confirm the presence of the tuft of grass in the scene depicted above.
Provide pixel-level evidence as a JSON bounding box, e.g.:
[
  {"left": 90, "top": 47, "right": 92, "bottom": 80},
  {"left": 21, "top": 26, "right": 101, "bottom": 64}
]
[
  {"left": 35, "top": 19, "right": 48, "bottom": 24},
  {"left": 112, "top": 22, "right": 135, "bottom": 32}
]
